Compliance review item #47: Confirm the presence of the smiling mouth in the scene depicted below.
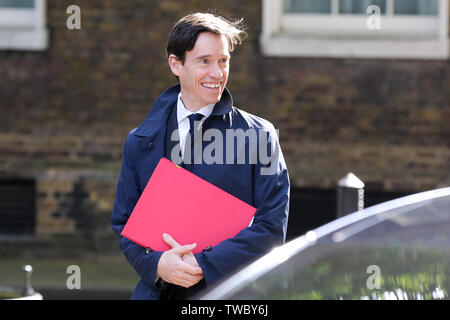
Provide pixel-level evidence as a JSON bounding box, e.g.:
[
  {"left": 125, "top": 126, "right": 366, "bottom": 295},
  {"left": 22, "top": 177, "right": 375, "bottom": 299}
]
[{"left": 201, "top": 82, "right": 221, "bottom": 90}]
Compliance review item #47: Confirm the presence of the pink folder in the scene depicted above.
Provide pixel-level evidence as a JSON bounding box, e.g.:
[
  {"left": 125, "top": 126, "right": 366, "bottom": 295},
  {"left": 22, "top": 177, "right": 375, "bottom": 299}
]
[{"left": 121, "top": 157, "right": 257, "bottom": 254}]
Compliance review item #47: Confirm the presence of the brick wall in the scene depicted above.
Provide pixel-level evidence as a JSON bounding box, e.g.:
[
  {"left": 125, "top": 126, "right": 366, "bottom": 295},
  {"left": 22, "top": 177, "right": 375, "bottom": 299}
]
[{"left": 0, "top": 0, "right": 449, "bottom": 238}]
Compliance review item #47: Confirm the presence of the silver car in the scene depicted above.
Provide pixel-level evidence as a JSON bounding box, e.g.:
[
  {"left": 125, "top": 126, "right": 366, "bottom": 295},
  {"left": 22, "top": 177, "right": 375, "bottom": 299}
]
[{"left": 199, "top": 187, "right": 450, "bottom": 300}]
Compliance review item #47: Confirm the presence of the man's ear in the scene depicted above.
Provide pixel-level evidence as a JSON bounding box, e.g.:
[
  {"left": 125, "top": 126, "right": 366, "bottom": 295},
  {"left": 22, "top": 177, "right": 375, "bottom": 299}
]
[{"left": 168, "top": 54, "right": 182, "bottom": 77}]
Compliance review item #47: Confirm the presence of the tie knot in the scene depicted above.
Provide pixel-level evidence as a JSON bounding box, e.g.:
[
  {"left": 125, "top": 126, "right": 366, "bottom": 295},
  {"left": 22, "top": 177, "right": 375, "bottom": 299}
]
[
  {"left": 188, "top": 113, "right": 204, "bottom": 130},
  {"left": 188, "top": 113, "right": 204, "bottom": 122}
]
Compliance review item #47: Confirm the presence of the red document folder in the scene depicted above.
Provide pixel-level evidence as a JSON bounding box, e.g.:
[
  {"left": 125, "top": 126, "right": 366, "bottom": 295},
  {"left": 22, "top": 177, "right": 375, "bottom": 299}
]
[{"left": 121, "top": 157, "right": 257, "bottom": 254}]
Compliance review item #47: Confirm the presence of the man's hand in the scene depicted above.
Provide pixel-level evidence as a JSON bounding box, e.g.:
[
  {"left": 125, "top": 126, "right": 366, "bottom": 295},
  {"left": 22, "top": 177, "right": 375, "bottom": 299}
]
[
  {"left": 156, "top": 234, "right": 204, "bottom": 288},
  {"left": 163, "top": 233, "right": 201, "bottom": 268}
]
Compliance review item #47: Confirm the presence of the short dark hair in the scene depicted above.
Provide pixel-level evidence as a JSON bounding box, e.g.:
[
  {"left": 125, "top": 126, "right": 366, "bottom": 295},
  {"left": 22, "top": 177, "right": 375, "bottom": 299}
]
[{"left": 167, "top": 12, "right": 247, "bottom": 64}]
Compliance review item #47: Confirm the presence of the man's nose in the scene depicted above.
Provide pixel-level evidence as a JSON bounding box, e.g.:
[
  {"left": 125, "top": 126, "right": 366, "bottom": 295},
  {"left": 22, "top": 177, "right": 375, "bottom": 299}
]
[{"left": 209, "top": 63, "right": 223, "bottom": 79}]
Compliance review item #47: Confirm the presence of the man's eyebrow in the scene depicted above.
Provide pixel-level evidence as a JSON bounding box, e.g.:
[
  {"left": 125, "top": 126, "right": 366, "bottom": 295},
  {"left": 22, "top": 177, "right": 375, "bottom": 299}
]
[
  {"left": 196, "top": 55, "right": 211, "bottom": 60},
  {"left": 195, "top": 54, "right": 230, "bottom": 60}
]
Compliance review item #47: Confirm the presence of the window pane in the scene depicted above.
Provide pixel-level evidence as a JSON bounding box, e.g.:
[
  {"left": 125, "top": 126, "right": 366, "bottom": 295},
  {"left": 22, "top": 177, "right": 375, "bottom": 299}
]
[
  {"left": 340, "top": 0, "right": 386, "bottom": 14},
  {"left": 394, "top": 0, "right": 438, "bottom": 15},
  {"left": 284, "top": 0, "right": 331, "bottom": 14},
  {"left": 0, "top": 0, "right": 34, "bottom": 8}
]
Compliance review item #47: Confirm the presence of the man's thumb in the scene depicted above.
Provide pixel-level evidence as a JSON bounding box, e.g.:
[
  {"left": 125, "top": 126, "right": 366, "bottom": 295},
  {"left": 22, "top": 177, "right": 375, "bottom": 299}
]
[{"left": 176, "top": 243, "right": 197, "bottom": 254}]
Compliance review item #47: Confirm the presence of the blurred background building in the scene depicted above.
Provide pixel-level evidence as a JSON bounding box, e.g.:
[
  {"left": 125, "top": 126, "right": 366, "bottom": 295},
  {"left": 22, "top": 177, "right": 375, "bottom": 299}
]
[{"left": 0, "top": 0, "right": 449, "bottom": 298}]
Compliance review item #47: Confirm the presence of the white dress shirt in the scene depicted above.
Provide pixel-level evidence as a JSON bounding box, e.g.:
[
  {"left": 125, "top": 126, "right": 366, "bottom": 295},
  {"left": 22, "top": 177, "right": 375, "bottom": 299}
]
[{"left": 177, "top": 93, "right": 215, "bottom": 158}]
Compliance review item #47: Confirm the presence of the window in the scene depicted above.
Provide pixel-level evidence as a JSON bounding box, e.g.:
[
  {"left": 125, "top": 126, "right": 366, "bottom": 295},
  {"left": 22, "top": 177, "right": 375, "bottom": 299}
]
[
  {"left": 287, "top": 186, "right": 410, "bottom": 240},
  {"left": 261, "top": 0, "right": 449, "bottom": 59},
  {"left": 0, "top": 0, "right": 48, "bottom": 50},
  {"left": 0, "top": 178, "right": 36, "bottom": 236}
]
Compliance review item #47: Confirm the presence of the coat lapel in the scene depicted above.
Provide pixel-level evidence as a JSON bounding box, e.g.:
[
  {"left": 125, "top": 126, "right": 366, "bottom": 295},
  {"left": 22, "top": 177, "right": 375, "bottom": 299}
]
[{"left": 134, "top": 85, "right": 180, "bottom": 188}]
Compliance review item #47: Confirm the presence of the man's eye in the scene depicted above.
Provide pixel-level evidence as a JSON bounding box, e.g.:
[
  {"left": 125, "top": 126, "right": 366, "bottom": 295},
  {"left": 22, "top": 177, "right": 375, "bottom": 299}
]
[
  {"left": 220, "top": 59, "right": 228, "bottom": 63},
  {"left": 200, "top": 59, "right": 208, "bottom": 64}
]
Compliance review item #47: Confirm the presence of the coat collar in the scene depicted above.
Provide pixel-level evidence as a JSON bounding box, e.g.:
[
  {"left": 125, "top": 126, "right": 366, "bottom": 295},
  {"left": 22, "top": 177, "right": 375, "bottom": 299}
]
[{"left": 133, "top": 84, "right": 233, "bottom": 138}]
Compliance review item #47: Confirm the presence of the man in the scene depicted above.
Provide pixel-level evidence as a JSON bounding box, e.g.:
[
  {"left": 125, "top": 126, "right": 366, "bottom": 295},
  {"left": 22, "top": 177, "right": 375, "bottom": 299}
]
[{"left": 111, "top": 12, "right": 290, "bottom": 300}]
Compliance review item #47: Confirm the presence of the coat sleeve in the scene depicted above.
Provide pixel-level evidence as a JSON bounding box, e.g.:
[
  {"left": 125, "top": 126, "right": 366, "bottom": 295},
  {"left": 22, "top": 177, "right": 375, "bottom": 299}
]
[
  {"left": 194, "top": 125, "right": 290, "bottom": 287},
  {"left": 110, "top": 131, "right": 163, "bottom": 288}
]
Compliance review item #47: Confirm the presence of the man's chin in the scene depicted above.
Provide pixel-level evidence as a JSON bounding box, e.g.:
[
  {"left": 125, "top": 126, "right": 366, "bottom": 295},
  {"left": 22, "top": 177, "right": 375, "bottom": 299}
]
[{"left": 204, "top": 95, "right": 221, "bottom": 105}]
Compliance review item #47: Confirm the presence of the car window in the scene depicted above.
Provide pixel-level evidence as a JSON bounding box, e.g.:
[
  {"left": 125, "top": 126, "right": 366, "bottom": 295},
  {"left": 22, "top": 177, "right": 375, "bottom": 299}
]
[
  {"left": 227, "top": 195, "right": 450, "bottom": 300},
  {"left": 229, "top": 243, "right": 450, "bottom": 300}
]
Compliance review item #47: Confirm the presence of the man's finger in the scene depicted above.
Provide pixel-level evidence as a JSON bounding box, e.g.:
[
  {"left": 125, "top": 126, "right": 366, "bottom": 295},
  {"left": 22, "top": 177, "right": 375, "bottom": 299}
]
[
  {"left": 163, "top": 233, "right": 180, "bottom": 248},
  {"left": 175, "top": 273, "right": 204, "bottom": 288},
  {"left": 175, "top": 255, "right": 203, "bottom": 275},
  {"left": 180, "top": 261, "right": 203, "bottom": 276},
  {"left": 173, "top": 243, "right": 197, "bottom": 255}
]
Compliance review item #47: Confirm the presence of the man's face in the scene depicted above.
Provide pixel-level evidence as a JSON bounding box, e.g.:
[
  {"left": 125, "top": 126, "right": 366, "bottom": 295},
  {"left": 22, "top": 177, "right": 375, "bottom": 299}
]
[{"left": 169, "top": 32, "right": 230, "bottom": 111}]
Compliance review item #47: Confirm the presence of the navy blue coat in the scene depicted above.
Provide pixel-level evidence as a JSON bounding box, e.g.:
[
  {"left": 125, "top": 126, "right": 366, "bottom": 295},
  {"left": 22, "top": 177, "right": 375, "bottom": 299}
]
[{"left": 110, "top": 84, "right": 290, "bottom": 299}]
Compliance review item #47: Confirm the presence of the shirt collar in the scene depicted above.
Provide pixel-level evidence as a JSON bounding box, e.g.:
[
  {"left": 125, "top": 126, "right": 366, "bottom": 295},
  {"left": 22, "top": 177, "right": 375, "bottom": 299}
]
[
  {"left": 133, "top": 84, "right": 233, "bottom": 138},
  {"left": 176, "top": 93, "right": 215, "bottom": 124}
]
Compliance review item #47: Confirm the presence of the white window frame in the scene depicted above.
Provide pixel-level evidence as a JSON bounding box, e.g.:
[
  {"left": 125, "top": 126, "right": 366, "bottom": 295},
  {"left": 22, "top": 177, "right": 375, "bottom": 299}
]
[
  {"left": 261, "top": 0, "right": 449, "bottom": 60},
  {"left": 0, "top": 0, "right": 48, "bottom": 50}
]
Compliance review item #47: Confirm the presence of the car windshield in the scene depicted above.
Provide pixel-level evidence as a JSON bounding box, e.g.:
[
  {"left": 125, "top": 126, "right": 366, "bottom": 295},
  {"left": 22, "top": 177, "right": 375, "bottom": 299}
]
[{"left": 226, "top": 193, "right": 450, "bottom": 300}]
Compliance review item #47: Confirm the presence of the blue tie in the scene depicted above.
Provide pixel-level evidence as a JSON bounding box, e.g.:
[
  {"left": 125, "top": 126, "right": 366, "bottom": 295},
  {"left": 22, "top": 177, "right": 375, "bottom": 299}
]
[{"left": 184, "top": 113, "right": 204, "bottom": 164}]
